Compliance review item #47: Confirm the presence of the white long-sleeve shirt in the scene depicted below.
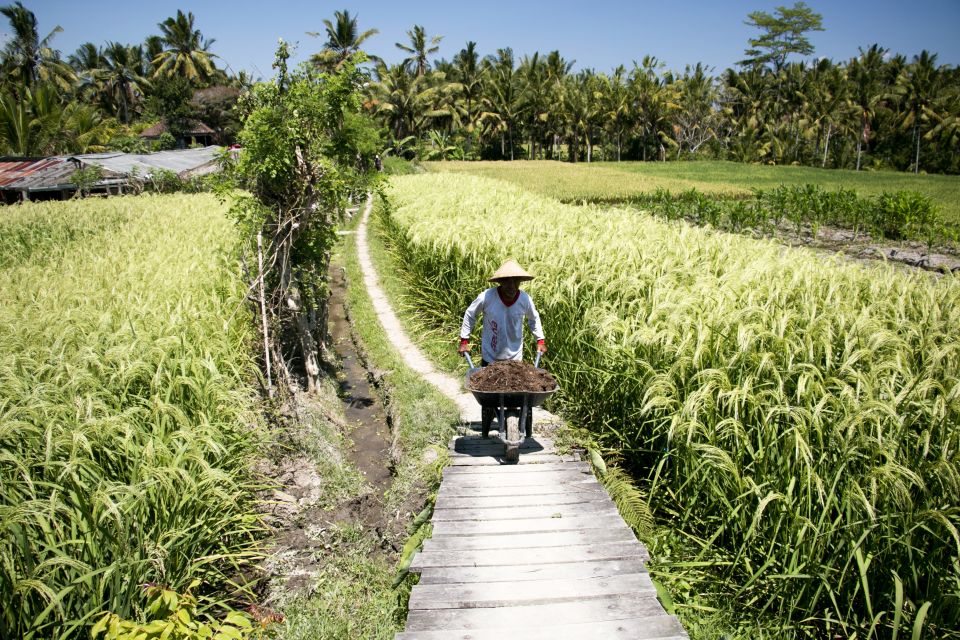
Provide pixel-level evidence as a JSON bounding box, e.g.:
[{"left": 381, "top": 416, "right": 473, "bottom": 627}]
[{"left": 460, "top": 287, "right": 545, "bottom": 363}]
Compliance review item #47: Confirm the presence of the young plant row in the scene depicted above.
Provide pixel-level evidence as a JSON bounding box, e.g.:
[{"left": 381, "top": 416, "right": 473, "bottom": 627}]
[
  {"left": 378, "top": 173, "right": 960, "bottom": 638},
  {"left": 621, "top": 185, "right": 952, "bottom": 247},
  {"left": 0, "top": 195, "right": 262, "bottom": 638}
]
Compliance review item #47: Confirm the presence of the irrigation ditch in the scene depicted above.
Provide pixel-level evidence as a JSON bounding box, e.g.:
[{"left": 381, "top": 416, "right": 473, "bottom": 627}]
[{"left": 255, "top": 259, "right": 414, "bottom": 614}]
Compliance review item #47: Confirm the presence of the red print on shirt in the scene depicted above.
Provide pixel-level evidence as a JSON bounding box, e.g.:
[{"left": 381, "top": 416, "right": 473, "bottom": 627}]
[{"left": 490, "top": 319, "right": 498, "bottom": 351}]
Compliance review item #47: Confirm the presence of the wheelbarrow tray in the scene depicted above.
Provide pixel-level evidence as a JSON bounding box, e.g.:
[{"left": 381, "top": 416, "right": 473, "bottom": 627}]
[{"left": 464, "top": 373, "right": 559, "bottom": 409}]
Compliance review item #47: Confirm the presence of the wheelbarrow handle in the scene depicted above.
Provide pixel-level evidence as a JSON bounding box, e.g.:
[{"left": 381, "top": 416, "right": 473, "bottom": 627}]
[
  {"left": 534, "top": 351, "right": 542, "bottom": 369},
  {"left": 464, "top": 352, "right": 476, "bottom": 369}
]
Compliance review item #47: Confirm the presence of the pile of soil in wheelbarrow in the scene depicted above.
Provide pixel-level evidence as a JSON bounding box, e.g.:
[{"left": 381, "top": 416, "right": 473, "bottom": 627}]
[{"left": 468, "top": 360, "right": 558, "bottom": 393}]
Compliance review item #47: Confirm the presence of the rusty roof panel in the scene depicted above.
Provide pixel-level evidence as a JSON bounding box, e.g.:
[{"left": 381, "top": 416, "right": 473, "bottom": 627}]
[
  {"left": 0, "top": 158, "right": 66, "bottom": 188},
  {"left": 0, "top": 157, "right": 124, "bottom": 192}
]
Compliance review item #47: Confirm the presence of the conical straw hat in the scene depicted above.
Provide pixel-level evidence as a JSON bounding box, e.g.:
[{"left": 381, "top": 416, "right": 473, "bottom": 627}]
[{"left": 489, "top": 259, "right": 534, "bottom": 282}]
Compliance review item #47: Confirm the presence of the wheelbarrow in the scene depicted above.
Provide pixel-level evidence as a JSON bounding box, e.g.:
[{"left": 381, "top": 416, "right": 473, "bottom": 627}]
[{"left": 463, "top": 352, "right": 559, "bottom": 462}]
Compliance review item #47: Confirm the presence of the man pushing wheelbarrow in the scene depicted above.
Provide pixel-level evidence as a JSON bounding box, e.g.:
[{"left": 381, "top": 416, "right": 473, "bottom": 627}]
[{"left": 458, "top": 260, "right": 556, "bottom": 461}]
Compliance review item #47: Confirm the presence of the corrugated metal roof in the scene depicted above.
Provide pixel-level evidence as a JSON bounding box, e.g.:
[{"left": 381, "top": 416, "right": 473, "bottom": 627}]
[
  {"left": 76, "top": 146, "right": 222, "bottom": 178},
  {"left": 0, "top": 146, "right": 222, "bottom": 192},
  {"left": 0, "top": 157, "right": 124, "bottom": 192},
  {"left": 0, "top": 158, "right": 67, "bottom": 188}
]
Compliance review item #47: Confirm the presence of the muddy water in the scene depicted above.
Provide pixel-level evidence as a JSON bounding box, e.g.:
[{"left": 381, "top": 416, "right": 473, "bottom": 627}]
[{"left": 328, "top": 265, "right": 393, "bottom": 496}]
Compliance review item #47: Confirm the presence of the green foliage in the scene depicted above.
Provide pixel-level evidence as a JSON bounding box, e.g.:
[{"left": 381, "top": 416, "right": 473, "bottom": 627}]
[
  {"left": 382, "top": 156, "right": 418, "bottom": 175},
  {"left": 740, "top": 2, "right": 824, "bottom": 72},
  {"left": 155, "top": 130, "right": 177, "bottom": 150},
  {"left": 145, "top": 75, "right": 197, "bottom": 139},
  {"left": 68, "top": 162, "right": 103, "bottom": 196},
  {"left": 90, "top": 581, "right": 278, "bottom": 640},
  {"left": 108, "top": 132, "right": 151, "bottom": 153}
]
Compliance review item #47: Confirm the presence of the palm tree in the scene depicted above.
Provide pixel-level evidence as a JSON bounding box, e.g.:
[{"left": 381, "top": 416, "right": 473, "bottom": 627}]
[
  {"left": 805, "top": 59, "right": 852, "bottom": 167},
  {"left": 720, "top": 65, "right": 771, "bottom": 163},
  {"left": 518, "top": 52, "right": 549, "bottom": 159},
  {"left": 153, "top": 10, "right": 217, "bottom": 83},
  {"left": 892, "top": 50, "right": 941, "bottom": 173},
  {"left": 369, "top": 61, "right": 437, "bottom": 147},
  {"left": 97, "top": 42, "right": 151, "bottom": 124},
  {"left": 630, "top": 56, "right": 676, "bottom": 162},
  {"left": 309, "top": 9, "right": 378, "bottom": 71},
  {"left": 848, "top": 44, "right": 887, "bottom": 170},
  {"left": 396, "top": 25, "right": 442, "bottom": 77},
  {"left": 143, "top": 35, "right": 164, "bottom": 77},
  {"left": 599, "top": 65, "right": 632, "bottom": 161},
  {"left": 0, "top": 1, "right": 74, "bottom": 93},
  {"left": 481, "top": 48, "right": 522, "bottom": 159},
  {"left": 543, "top": 51, "right": 573, "bottom": 158},
  {"left": 0, "top": 83, "right": 113, "bottom": 155},
  {"left": 452, "top": 42, "right": 483, "bottom": 138}
]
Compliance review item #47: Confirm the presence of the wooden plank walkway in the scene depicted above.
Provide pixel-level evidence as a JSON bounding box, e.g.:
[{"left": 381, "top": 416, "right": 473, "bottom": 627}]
[{"left": 396, "top": 433, "right": 688, "bottom": 639}]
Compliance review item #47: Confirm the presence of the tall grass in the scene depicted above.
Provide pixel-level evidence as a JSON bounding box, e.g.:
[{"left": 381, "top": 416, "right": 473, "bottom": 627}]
[
  {"left": 0, "top": 194, "right": 262, "bottom": 638},
  {"left": 379, "top": 173, "right": 960, "bottom": 638}
]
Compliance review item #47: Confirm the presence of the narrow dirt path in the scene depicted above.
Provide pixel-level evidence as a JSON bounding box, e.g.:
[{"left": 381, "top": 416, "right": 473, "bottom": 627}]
[{"left": 355, "top": 195, "right": 558, "bottom": 427}]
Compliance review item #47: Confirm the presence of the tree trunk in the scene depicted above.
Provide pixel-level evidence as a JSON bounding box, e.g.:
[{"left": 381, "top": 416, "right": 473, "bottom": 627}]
[
  {"left": 856, "top": 131, "right": 863, "bottom": 171},
  {"left": 288, "top": 285, "right": 320, "bottom": 393},
  {"left": 822, "top": 123, "right": 832, "bottom": 168},
  {"left": 913, "top": 124, "right": 921, "bottom": 174},
  {"left": 256, "top": 232, "right": 273, "bottom": 397}
]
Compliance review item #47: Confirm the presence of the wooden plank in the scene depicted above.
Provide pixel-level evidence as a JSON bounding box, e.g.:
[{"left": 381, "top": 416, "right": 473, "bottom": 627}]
[
  {"left": 416, "top": 558, "right": 648, "bottom": 585},
  {"left": 409, "top": 541, "right": 649, "bottom": 571},
  {"left": 402, "top": 593, "right": 667, "bottom": 631},
  {"left": 431, "top": 512, "right": 629, "bottom": 536},
  {"left": 432, "top": 501, "right": 618, "bottom": 522},
  {"left": 408, "top": 572, "right": 655, "bottom": 610},
  {"left": 444, "top": 460, "right": 592, "bottom": 475},
  {"left": 422, "top": 526, "right": 636, "bottom": 551},
  {"left": 437, "top": 481, "right": 607, "bottom": 499},
  {"left": 452, "top": 436, "right": 558, "bottom": 451},
  {"left": 396, "top": 617, "right": 686, "bottom": 639},
  {"left": 448, "top": 453, "right": 577, "bottom": 466},
  {"left": 441, "top": 473, "right": 600, "bottom": 491},
  {"left": 434, "top": 491, "right": 602, "bottom": 510}
]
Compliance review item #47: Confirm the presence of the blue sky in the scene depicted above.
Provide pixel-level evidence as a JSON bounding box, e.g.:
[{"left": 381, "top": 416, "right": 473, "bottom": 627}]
[{"left": 9, "top": 0, "right": 960, "bottom": 79}]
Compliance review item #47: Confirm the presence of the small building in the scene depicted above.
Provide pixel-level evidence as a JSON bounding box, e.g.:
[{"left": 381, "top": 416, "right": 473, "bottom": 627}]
[
  {"left": 0, "top": 146, "right": 223, "bottom": 203},
  {"left": 139, "top": 120, "right": 216, "bottom": 148},
  {"left": 0, "top": 157, "right": 125, "bottom": 203}
]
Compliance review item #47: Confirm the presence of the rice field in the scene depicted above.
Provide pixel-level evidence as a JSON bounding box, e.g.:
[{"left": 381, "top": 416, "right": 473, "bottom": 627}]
[
  {"left": 379, "top": 172, "right": 960, "bottom": 638},
  {"left": 0, "top": 194, "right": 262, "bottom": 638},
  {"left": 427, "top": 160, "right": 960, "bottom": 224}
]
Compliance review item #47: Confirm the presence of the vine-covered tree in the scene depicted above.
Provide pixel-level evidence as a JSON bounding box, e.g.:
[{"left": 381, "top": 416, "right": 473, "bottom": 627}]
[{"left": 224, "top": 43, "right": 380, "bottom": 394}]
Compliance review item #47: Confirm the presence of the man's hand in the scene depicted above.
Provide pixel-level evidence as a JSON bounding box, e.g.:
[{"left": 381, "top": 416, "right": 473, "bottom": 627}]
[
  {"left": 537, "top": 340, "right": 547, "bottom": 354},
  {"left": 458, "top": 340, "right": 470, "bottom": 355}
]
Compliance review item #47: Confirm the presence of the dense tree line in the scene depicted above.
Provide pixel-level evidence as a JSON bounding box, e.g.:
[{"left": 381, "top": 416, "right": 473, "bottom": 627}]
[
  {"left": 2, "top": 2, "right": 958, "bottom": 174},
  {"left": 0, "top": 2, "right": 246, "bottom": 156},
  {"left": 351, "top": 3, "right": 959, "bottom": 173}
]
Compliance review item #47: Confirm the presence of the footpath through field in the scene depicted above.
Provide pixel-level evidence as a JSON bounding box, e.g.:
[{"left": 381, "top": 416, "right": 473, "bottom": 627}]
[{"left": 356, "top": 196, "right": 688, "bottom": 639}]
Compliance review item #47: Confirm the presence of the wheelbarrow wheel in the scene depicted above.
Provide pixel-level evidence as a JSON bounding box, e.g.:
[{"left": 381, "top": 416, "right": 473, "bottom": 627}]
[
  {"left": 481, "top": 407, "right": 493, "bottom": 438},
  {"left": 504, "top": 416, "right": 520, "bottom": 462}
]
